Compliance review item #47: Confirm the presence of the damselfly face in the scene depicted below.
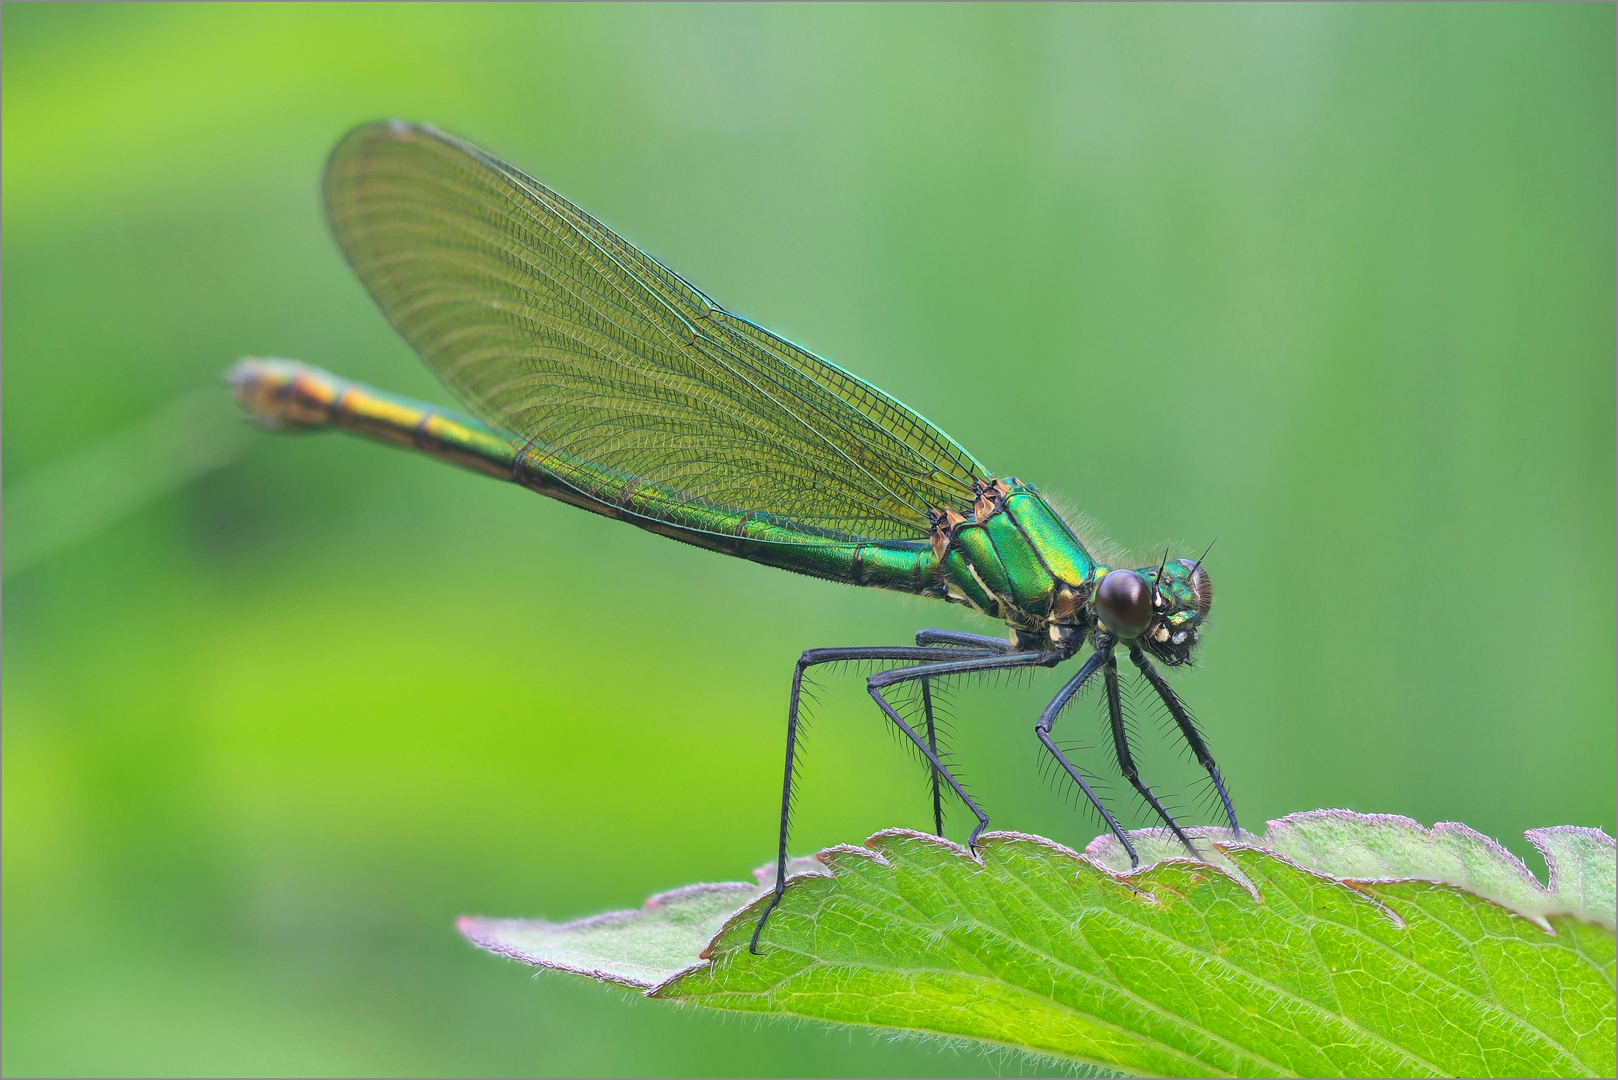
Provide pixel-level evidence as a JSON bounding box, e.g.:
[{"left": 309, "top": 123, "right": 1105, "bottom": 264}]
[{"left": 1093, "top": 558, "right": 1213, "bottom": 666}]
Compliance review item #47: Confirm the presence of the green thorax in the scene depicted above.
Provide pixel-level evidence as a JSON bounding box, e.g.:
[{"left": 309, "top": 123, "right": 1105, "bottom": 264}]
[{"left": 931, "top": 479, "right": 1098, "bottom": 634}]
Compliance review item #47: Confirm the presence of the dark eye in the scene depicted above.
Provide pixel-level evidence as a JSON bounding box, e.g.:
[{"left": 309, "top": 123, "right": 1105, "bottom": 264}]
[
  {"left": 1179, "top": 558, "right": 1214, "bottom": 615},
  {"left": 1095, "top": 570, "right": 1152, "bottom": 637}
]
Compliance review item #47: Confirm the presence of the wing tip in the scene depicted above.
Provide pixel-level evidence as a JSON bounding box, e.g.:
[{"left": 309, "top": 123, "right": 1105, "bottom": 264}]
[{"left": 333, "top": 120, "right": 482, "bottom": 166}]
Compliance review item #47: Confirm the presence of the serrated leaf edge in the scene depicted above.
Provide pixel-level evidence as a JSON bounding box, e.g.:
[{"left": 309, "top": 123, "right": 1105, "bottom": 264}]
[
  {"left": 458, "top": 879, "right": 757, "bottom": 990},
  {"left": 458, "top": 814, "right": 1616, "bottom": 1000}
]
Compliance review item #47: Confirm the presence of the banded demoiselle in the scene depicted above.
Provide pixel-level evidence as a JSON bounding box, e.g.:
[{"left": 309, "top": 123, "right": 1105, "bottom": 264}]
[{"left": 230, "top": 122, "right": 1241, "bottom": 951}]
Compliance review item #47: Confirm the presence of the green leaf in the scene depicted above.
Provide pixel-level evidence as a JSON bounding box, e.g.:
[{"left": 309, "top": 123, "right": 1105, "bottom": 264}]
[
  {"left": 461, "top": 814, "right": 1616, "bottom": 1077},
  {"left": 457, "top": 857, "right": 824, "bottom": 989}
]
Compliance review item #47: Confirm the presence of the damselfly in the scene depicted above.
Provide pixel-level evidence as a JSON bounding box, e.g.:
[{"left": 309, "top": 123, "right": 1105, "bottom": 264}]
[{"left": 230, "top": 122, "right": 1241, "bottom": 952}]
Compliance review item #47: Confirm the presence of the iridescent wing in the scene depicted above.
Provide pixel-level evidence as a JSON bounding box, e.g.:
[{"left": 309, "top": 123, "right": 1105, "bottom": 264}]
[{"left": 324, "top": 121, "right": 987, "bottom": 544}]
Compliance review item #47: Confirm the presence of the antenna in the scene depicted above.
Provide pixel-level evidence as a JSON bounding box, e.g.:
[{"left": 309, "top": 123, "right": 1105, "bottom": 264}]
[
  {"left": 1192, "top": 537, "right": 1217, "bottom": 573},
  {"left": 1152, "top": 544, "right": 1170, "bottom": 605}
]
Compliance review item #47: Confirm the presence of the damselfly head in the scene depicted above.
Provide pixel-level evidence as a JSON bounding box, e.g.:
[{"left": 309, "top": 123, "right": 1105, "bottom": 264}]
[{"left": 1094, "top": 558, "right": 1212, "bottom": 666}]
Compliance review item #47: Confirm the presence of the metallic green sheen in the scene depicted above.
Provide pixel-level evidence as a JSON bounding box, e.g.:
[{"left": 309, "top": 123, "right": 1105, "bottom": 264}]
[
  {"left": 979, "top": 513, "right": 1057, "bottom": 613},
  {"left": 229, "top": 359, "right": 940, "bottom": 596},
  {"left": 939, "top": 549, "right": 1000, "bottom": 614},
  {"left": 772, "top": 541, "right": 938, "bottom": 594},
  {"left": 950, "top": 524, "right": 1013, "bottom": 600},
  {"left": 1149, "top": 561, "right": 1201, "bottom": 613},
  {"left": 232, "top": 361, "right": 1205, "bottom": 640},
  {"left": 1002, "top": 490, "right": 1095, "bottom": 587}
]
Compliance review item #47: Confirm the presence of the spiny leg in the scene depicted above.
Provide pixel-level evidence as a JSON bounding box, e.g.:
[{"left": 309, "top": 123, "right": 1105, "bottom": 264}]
[
  {"left": 910, "top": 629, "right": 1013, "bottom": 839},
  {"left": 1128, "top": 645, "right": 1241, "bottom": 839},
  {"left": 751, "top": 644, "right": 1000, "bottom": 955},
  {"left": 915, "top": 628, "right": 1017, "bottom": 652},
  {"left": 920, "top": 677, "right": 944, "bottom": 838},
  {"left": 1034, "top": 647, "right": 1139, "bottom": 866},
  {"left": 867, "top": 650, "right": 1059, "bottom": 848},
  {"left": 1103, "top": 654, "right": 1199, "bottom": 858}
]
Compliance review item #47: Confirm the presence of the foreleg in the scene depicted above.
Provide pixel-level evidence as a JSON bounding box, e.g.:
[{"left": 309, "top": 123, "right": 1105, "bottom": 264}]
[
  {"left": 1128, "top": 645, "right": 1241, "bottom": 839},
  {"left": 1103, "top": 655, "right": 1199, "bottom": 858},
  {"left": 1034, "top": 647, "right": 1139, "bottom": 866}
]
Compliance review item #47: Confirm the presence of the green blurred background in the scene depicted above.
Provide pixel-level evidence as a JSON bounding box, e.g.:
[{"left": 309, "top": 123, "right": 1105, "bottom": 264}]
[{"left": 4, "top": 3, "right": 1613, "bottom": 1076}]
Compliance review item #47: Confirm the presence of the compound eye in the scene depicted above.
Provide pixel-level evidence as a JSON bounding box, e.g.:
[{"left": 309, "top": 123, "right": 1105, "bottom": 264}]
[
  {"left": 1095, "top": 571, "right": 1152, "bottom": 638},
  {"left": 1179, "top": 558, "right": 1214, "bottom": 615}
]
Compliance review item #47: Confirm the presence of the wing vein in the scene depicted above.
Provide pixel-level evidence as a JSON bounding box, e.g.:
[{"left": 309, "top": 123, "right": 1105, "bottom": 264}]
[{"left": 323, "top": 122, "right": 987, "bottom": 544}]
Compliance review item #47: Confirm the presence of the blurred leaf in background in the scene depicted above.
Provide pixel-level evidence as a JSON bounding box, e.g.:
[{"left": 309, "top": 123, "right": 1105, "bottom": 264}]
[{"left": 3, "top": 4, "right": 1612, "bottom": 1076}]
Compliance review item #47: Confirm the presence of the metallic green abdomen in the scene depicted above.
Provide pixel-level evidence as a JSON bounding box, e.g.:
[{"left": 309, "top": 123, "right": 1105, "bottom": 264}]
[
  {"left": 230, "top": 361, "right": 1106, "bottom": 631},
  {"left": 229, "top": 359, "right": 943, "bottom": 595}
]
